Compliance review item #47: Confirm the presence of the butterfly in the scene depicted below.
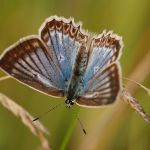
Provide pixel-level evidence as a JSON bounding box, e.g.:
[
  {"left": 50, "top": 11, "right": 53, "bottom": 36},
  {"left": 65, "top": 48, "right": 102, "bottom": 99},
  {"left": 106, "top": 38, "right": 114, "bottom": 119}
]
[{"left": 0, "top": 16, "right": 123, "bottom": 108}]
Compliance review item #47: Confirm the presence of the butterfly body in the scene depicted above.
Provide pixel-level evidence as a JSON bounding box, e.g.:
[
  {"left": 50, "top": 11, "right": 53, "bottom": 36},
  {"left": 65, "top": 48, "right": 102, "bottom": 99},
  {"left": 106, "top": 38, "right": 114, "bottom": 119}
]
[
  {"left": 66, "top": 44, "right": 88, "bottom": 105},
  {"left": 0, "top": 16, "right": 123, "bottom": 107}
]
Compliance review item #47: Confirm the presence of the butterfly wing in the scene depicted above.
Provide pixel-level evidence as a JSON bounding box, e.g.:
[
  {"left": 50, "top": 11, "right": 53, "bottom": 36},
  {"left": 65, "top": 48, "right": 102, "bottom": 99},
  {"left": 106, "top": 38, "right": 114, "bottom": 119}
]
[
  {"left": 76, "top": 32, "right": 123, "bottom": 106},
  {"left": 39, "top": 16, "right": 88, "bottom": 89},
  {"left": 0, "top": 36, "right": 64, "bottom": 97},
  {"left": 77, "top": 63, "right": 121, "bottom": 106}
]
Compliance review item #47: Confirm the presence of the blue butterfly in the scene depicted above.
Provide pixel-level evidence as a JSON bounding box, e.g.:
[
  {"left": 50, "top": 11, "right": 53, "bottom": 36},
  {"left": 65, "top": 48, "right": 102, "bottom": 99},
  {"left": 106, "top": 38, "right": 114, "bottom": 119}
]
[{"left": 0, "top": 16, "right": 123, "bottom": 108}]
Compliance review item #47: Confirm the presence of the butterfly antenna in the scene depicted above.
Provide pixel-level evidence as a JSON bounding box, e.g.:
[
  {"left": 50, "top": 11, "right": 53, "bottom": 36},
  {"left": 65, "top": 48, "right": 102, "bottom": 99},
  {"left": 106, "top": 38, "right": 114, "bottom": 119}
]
[
  {"left": 70, "top": 107, "right": 87, "bottom": 135},
  {"left": 33, "top": 102, "right": 64, "bottom": 121},
  {"left": 123, "top": 77, "right": 150, "bottom": 95},
  {"left": 77, "top": 116, "right": 87, "bottom": 135}
]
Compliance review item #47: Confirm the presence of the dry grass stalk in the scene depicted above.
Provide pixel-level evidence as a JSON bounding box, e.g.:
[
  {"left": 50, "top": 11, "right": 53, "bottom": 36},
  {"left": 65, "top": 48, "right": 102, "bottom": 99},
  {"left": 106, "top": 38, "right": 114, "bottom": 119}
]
[
  {"left": 123, "top": 77, "right": 150, "bottom": 96},
  {"left": 121, "top": 88, "right": 150, "bottom": 124},
  {"left": 121, "top": 50, "right": 150, "bottom": 121},
  {"left": 0, "top": 93, "right": 51, "bottom": 150}
]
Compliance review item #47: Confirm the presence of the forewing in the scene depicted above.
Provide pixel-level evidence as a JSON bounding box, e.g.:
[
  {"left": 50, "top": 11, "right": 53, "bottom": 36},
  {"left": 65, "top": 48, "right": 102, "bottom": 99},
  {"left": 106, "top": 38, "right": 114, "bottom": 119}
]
[
  {"left": 40, "top": 16, "right": 88, "bottom": 86},
  {"left": 83, "top": 31, "right": 123, "bottom": 84},
  {"left": 0, "top": 37, "right": 64, "bottom": 97},
  {"left": 77, "top": 63, "right": 121, "bottom": 106},
  {"left": 77, "top": 32, "right": 123, "bottom": 107}
]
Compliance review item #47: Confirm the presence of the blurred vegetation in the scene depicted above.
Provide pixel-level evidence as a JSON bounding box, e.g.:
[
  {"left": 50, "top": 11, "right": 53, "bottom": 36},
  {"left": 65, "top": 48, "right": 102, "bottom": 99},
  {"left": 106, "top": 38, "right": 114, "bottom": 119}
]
[{"left": 0, "top": 0, "right": 150, "bottom": 150}]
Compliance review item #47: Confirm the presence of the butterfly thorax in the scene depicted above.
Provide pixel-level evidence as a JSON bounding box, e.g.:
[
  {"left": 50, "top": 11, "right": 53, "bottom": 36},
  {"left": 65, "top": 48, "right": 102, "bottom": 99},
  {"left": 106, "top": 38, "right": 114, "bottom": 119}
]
[{"left": 66, "top": 45, "right": 88, "bottom": 106}]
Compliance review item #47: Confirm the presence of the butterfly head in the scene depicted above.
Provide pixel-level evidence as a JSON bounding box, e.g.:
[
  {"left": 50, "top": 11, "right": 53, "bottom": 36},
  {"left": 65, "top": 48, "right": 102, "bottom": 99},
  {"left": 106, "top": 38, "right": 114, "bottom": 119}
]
[{"left": 65, "top": 99, "right": 74, "bottom": 108}]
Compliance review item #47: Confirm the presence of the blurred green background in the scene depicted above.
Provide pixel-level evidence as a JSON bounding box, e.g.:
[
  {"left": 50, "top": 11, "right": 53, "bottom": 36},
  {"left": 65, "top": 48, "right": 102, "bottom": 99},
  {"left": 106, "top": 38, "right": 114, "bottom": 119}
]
[{"left": 0, "top": 0, "right": 150, "bottom": 150}]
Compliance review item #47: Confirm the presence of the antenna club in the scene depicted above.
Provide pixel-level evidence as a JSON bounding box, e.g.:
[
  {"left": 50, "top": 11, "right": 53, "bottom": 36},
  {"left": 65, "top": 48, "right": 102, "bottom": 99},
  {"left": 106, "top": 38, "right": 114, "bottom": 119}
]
[{"left": 33, "top": 117, "right": 39, "bottom": 122}]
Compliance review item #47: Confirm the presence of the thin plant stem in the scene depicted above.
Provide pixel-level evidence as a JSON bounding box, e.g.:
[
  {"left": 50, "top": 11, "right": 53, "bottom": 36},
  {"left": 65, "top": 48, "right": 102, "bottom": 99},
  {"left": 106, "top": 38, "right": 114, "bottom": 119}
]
[{"left": 0, "top": 93, "right": 51, "bottom": 150}]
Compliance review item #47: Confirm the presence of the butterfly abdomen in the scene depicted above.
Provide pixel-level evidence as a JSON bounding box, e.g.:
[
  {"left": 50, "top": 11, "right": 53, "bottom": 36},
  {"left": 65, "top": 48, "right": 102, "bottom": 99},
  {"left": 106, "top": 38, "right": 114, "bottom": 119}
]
[
  {"left": 74, "top": 45, "right": 88, "bottom": 76},
  {"left": 66, "top": 45, "right": 88, "bottom": 100}
]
